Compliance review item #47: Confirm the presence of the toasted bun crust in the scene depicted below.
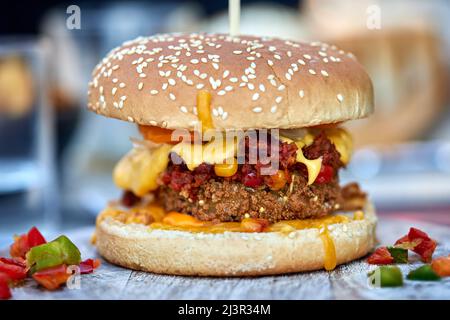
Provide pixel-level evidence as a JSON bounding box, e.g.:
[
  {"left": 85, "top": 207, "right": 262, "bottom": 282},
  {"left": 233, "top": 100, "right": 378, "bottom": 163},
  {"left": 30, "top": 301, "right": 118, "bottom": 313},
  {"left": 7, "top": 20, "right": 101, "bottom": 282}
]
[
  {"left": 95, "top": 200, "right": 377, "bottom": 276},
  {"left": 88, "top": 33, "right": 374, "bottom": 130}
]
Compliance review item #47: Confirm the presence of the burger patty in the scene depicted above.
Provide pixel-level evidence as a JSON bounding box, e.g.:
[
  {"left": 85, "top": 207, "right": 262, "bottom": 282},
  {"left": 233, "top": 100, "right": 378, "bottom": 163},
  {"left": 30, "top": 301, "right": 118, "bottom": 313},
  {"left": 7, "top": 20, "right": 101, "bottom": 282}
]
[{"left": 158, "top": 175, "right": 365, "bottom": 223}]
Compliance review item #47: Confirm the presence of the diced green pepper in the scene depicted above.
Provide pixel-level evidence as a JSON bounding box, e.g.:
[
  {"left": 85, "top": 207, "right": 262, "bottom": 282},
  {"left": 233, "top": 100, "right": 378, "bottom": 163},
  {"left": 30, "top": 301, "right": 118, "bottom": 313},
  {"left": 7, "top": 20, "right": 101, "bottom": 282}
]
[
  {"left": 387, "top": 246, "right": 408, "bottom": 264},
  {"left": 26, "top": 236, "right": 81, "bottom": 273},
  {"left": 407, "top": 265, "right": 441, "bottom": 281},
  {"left": 368, "top": 266, "right": 403, "bottom": 288}
]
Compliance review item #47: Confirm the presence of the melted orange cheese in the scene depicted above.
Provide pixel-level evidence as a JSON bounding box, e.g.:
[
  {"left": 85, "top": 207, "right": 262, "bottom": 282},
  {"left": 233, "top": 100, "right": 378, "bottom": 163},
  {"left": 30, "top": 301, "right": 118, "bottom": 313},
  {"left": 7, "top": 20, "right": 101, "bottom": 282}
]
[{"left": 196, "top": 90, "right": 213, "bottom": 131}]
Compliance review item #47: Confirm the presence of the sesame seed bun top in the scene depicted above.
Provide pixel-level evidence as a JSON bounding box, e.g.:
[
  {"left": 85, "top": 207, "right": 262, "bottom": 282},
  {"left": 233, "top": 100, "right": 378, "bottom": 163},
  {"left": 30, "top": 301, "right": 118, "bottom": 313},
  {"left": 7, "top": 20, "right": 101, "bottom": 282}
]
[{"left": 87, "top": 33, "right": 374, "bottom": 130}]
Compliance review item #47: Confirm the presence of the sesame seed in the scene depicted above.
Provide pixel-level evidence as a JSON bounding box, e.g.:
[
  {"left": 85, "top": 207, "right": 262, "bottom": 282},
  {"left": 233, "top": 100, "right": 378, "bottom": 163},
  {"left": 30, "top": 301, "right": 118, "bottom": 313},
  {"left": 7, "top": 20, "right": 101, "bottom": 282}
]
[
  {"left": 169, "top": 93, "right": 176, "bottom": 101},
  {"left": 229, "top": 77, "right": 238, "bottom": 83},
  {"left": 321, "top": 70, "right": 329, "bottom": 77},
  {"left": 308, "top": 69, "right": 317, "bottom": 75},
  {"left": 278, "top": 84, "right": 286, "bottom": 91},
  {"left": 168, "top": 78, "right": 176, "bottom": 86},
  {"left": 223, "top": 70, "right": 230, "bottom": 78},
  {"left": 218, "top": 90, "right": 226, "bottom": 96},
  {"left": 162, "top": 83, "right": 168, "bottom": 90},
  {"left": 299, "top": 90, "right": 305, "bottom": 98},
  {"left": 233, "top": 50, "right": 242, "bottom": 54},
  {"left": 275, "top": 96, "right": 283, "bottom": 103},
  {"left": 138, "top": 82, "right": 144, "bottom": 90},
  {"left": 323, "top": 58, "right": 329, "bottom": 63},
  {"left": 212, "top": 63, "right": 219, "bottom": 70},
  {"left": 212, "top": 108, "right": 218, "bottom": 117},
  {"left": 259, "top": 84, "right": 265, "bottom": 92},
  {"left": 112, "top": 87, "right": 117, "bottom": 95},
  {"left": 252, "top": 93, "right": 260, "bottom": 101},
  {"left": 225, "top": 85, "right": 233, "bottom": 91},
  {"left": 150, "top": 89, "right": 158, "bottom": 95},
  {"left": 270, "top": 105, "right": 277, "bottom": 113},
  {"left": 248, "top": 83, "right": 255, "bottom": 90},
  {"left": 127, "top": 116, "right": 134, "bottom": 122},
  {"left": 274, "top": 54, "right": 281, "bottom": 60},
  {"left": 337, "top": 94, "right": 344, "bottom": 103},
  {"left": 303, "top": 54, "right": 312, "bottom": 60},
  {"left": 267, "top": 60, "right": 274, "bottom": 66},
  {"left": 298, "top": 59, "right": 305, "bottom": 65},
  {"left": 252, "top": 106, "right": 262, "bottom": 113},
  {"left": 285, "top": 73, "right": 292, "bottom": 80},
  {"left": 196, "top": 83, "right": 204, "bottom": 89},
  {"left": 222, "top": 111, "right": 228, "bottom": 120},
  {"left": 190, "top": 59, "right": 199, "bottom": 64},
  {"left": 180, "top": 106, "right": 188, "bottom": 113}
]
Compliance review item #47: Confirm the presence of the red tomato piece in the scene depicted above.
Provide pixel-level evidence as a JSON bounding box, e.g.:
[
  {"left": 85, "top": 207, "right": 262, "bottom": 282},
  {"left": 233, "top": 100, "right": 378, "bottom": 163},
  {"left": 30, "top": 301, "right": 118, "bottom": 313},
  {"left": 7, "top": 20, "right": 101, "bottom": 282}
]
[
  {"left": 32, "top": 265, "right": 70, "bottom": 290},
  {"left": 367, "top": 247, "right": 394, "bottom": 265},
  {"left": 315, "top": 165, "right": 334, "bottom": 184},
  {"left": 414, "top": 238, "right": 437, "bottom": 263},
  {"left": 395, "top": 227, "right": 437, "bottom": 262},
  {"left": 432, "top": 255, "right": 450, "bottom": 277},
  {"left": 0, "top": 257, "right": 26, "bottom": 268},
  {"left": 27, "top": 227, "right": 46, "bottom": 247},
  {"left": 79, "top": 259, "right": 101, "bottom": 274},
  {"left": 9, "top": 234, "right": 30, "bottom": 259},
  {"left": 0, "top": 261, "right": 27, "bottom": 280},
  {"left": 0, "top": 273, "right": 11, "bottom": 300},
  {"left": 9, "top": 226, "right": 47, "bottom": 259}
]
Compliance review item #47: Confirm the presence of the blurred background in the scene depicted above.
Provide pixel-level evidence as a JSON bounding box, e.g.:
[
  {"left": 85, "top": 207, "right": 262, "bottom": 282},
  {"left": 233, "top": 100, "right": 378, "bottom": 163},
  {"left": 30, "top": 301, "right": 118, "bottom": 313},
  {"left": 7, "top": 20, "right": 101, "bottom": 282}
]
[{"left": 0, "top": 0, "right": 449, "bottom": 246}]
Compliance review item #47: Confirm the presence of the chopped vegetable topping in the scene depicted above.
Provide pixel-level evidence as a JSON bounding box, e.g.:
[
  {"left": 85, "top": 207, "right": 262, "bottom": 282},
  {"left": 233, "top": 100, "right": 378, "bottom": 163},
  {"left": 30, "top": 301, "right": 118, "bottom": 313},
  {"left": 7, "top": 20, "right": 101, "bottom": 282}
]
[
  {"left": 1, "top": 226, "right": 101, "bottom": 299},
  {"left": 368, "top": 266, "right": 403, "bottom": 287},
  {"left": 79, "top": 259, "right": 101, "bottom": 274},
  {"left": 10, "top": 226, "right": 47, "bottom": 259},
  {"left": 407, "top": 265, "right": 441, "bottom": 281},
  {"left": 0, "top": 260, "right": 27, "bottom": 281},
  {"left": 26, "top": 236, "right": 81, "bottom": 274},
  {"left": 431, "top": 255, "right": 450, "bottom": 277},
  {"left": 367, "top": 247, "right": 394, "bottom": 265},
  {"left": 0, "top": 273, "right": 12, "bottom": 300},
  {"left": 32, "top": 265, "right": 71, "bottom": 290},
  {"left": 387, "top": 246, "right": 408, "bottom": 264},
  {"left": 395, "top": 228, "right": 437, "bottom": 262}
]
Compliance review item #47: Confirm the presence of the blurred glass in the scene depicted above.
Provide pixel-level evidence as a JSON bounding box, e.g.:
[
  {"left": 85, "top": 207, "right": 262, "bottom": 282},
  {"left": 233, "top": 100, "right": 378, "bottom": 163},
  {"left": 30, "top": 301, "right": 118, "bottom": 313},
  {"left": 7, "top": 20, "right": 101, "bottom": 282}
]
[{"left": 0, "top": 38, "right": 58, "bottom": 241}]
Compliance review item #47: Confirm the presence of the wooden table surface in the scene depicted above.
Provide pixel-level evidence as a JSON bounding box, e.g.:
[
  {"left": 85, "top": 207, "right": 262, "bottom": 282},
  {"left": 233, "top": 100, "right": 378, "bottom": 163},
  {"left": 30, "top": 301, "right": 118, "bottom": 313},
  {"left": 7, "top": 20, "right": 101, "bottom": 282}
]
[{"left": 3, "top": 217, "right": 450, "bottom": 300}]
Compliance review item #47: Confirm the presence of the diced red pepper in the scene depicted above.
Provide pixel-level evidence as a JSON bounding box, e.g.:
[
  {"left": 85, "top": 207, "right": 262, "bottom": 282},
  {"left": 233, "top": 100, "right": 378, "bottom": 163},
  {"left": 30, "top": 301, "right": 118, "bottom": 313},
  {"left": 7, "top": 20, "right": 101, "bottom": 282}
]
[
  {"left": 9, "top": 226, "right": 46, "bottom": 259},
  {"left": 79, "top": 259, "right": 101, "bottom": 274},
  {"left": 9, "top": 234, "right": 30, "bottom": 259},
  {"left": 32, "top": 264, "right": 70, "bottom": 290},
  {"left": 395, "top": 227, "right": 437, "bottom": 262},
  {"left": 0, "top": 273, "right": 11, "bottom": 300},
  {"left": 367, "top": 247, "right": 394, "bottom": 265},
  {"left": 431, "top": 255, "right": 450, "bottom": 277},
  {"left": 27, "top": 227, "right": 46, "bottom": 247},
  {"left": 315, "top": 165, "right": 334, "bottom": 184},
  {"left": 0, "top": 257, "right": 26, "bottom": 268},
  {"left": 0, "top": 261, "right": 27, "bottom": 281}
]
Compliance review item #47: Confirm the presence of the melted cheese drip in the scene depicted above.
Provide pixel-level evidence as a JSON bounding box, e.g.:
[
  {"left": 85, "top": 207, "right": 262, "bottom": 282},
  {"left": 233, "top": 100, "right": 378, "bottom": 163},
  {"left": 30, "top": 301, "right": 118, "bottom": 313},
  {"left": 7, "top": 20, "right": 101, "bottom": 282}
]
[
  {"left": 171, "top": 137, "right": 237, "bottom": 171},
  {"left": 113, "top": 144, "right": 172, "bottom": 196},
  {"left": 319, "top": 228, "right": 337, "bottom": 271},
  {"left": 324, "top": 128, "right": 353, "bottom": 165},
  {"left": 196, "top": 90, "right": 213, "bottom": 131}
]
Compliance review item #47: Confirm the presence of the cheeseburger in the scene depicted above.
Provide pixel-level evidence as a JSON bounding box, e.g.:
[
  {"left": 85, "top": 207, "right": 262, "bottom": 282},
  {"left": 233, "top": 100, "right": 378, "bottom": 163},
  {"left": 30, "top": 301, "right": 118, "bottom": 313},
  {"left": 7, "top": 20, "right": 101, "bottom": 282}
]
[{"left": 88, "top": 33, "right": 376, "bottom": 276}]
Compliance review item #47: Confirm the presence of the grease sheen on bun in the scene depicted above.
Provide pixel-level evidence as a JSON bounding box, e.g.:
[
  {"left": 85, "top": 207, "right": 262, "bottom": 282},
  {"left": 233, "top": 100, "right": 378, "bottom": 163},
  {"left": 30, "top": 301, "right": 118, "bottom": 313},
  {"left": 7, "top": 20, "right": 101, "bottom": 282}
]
[
  {"left": 95, "top": 201, "right": 377, "bottom": 276},
  {"left": 88, "top": 33, "right": 374, "bottom": 130}
]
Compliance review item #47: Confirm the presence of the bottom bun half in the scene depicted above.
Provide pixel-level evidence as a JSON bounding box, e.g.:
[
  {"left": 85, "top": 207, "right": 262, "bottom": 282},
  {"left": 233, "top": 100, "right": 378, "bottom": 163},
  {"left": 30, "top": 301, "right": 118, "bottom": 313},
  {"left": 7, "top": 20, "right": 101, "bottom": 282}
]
[{"left": 95, "top": 201, "right": 377, "bottom": 276}]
